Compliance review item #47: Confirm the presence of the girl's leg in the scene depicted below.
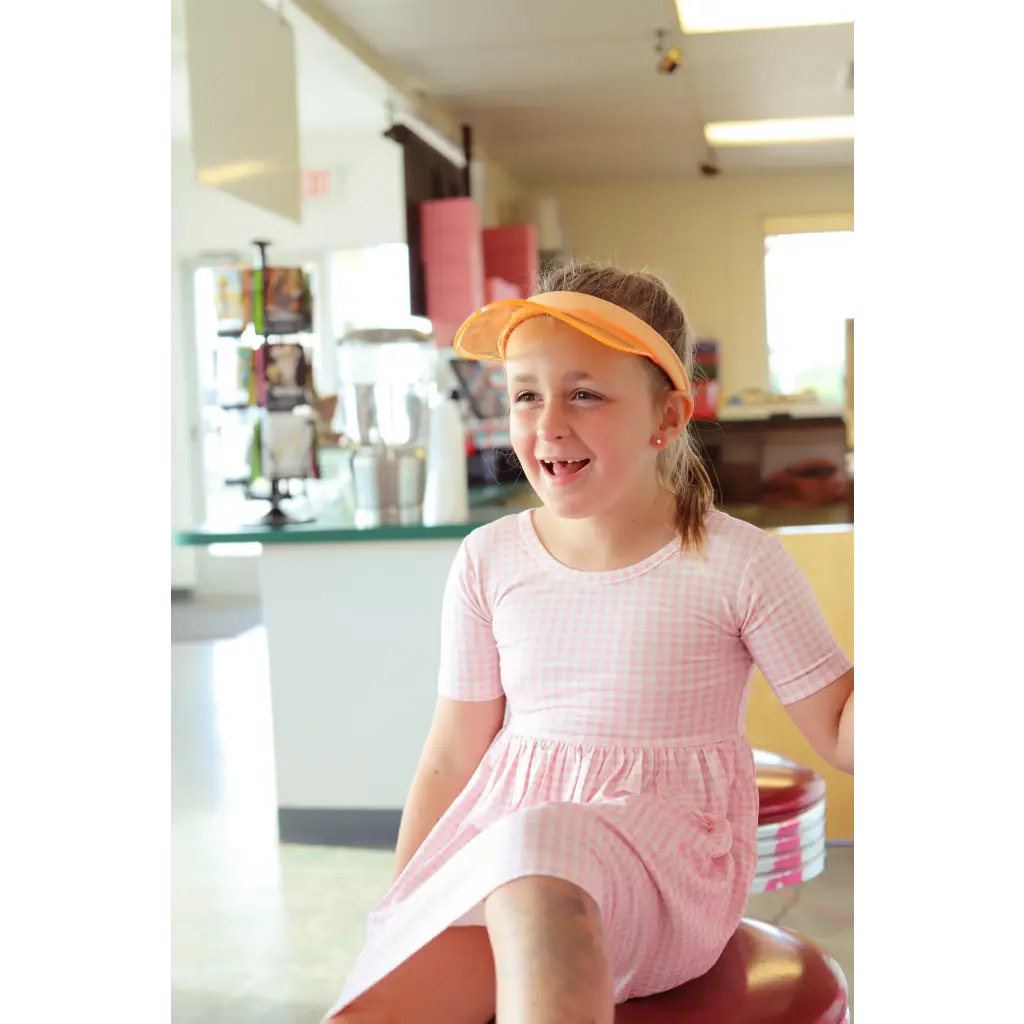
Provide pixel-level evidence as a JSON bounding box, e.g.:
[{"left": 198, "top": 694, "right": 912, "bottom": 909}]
[
  {"left": 484, "top": 876, "right": 614, "bottom": 1024},
  {"left": 330, "top": 925, "right": 496, "bottom": 1024}
]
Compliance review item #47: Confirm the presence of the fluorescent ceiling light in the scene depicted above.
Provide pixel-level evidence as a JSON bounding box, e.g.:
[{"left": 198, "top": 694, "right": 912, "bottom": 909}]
[
  {"left": 676, "top": 1, "right": 854, "bottom": 33},
  {"left": 704, "top": 116, "right": 854, "bottom": 146}
]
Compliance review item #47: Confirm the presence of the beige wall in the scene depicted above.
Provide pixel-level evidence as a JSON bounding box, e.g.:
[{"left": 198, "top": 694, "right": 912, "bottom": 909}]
[
  {"left": 527, "top": 171, "right": 854, "bottom": 396},
  {"left": 481, "top": 159, "right": 526, "bottom": 228}
]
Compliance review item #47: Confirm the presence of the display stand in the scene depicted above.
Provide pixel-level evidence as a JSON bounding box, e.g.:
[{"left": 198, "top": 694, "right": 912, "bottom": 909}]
[
  {"left": 248, "top": 239, "right": 314, "bottom": 527},
  {"left": 255, "top": 479, "right": 308, "bottom": 527}
]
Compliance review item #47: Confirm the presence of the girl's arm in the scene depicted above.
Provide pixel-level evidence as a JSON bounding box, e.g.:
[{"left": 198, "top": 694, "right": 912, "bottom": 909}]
[
  {"left": 392, "top": 695, "right": 506, "bottom": 882},
  {"left": 784, "top": 669, "right": 854, "bottom": 773},
  {"left": 737, "top": 534, "right": 854, "bottom": 775},
  {"left": 393, "top": 534, "right": 504, "bottom": 880}
]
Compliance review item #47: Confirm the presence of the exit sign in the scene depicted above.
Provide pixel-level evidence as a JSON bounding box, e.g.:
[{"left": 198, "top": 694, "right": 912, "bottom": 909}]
[{"left": 302, "top": 168, "right": 332, "bottom": 200}]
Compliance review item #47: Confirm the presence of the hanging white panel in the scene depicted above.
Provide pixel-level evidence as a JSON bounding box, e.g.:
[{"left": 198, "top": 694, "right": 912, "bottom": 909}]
[{"left": 184, "top": 0, "right": 302, "bottom": 222}]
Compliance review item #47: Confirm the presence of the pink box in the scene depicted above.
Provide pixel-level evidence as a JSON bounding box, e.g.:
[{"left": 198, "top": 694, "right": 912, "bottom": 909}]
[
  {"left": 424, "top": 261, "right": 484, "bottom": 347},
  {"left": 420, "top": 197, "right": 487, "bottom": 346},
  {"left": 421, "top": 197, "right": 484, "bottom": 266}
]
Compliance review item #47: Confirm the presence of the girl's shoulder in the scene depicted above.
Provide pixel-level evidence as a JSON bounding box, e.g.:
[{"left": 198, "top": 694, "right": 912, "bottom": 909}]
[
  {"left": 462, "top": 510, "right": 524, "bottom": 557},
  {"left": 449, "top": 513, "right": 530, "bottom": 608},
  {"left": 455, "top": 512, "right": 528, "bottom": 581},
  {"left": 702, "top": 509, "right": 772, "bottom": 560}
]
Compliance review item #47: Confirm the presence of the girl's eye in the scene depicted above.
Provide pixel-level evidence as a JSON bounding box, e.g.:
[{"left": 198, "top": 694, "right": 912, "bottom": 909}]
[{"left": 513, "top": 390, "right": 600, "bottom": 404}]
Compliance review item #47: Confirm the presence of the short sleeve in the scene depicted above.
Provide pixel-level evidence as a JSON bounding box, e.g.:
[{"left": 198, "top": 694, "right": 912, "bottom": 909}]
[
  {"left": 736, "top": 534, "right": 852, "bottom": 705},
  {"left": 436, "top": 538, "right": 504, "bottom": 701}
]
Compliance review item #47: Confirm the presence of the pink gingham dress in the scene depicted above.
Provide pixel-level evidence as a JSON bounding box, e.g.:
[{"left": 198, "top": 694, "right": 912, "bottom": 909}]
[{"left": 327, "top": 510, "right": 851, "bottom": 1016}]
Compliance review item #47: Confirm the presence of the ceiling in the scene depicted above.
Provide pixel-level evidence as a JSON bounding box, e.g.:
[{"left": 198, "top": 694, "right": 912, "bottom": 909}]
[
  {"left": 170, "top": 0, "right": 392, "bottom": 146},
  {"left": 316, "top": 0, "right": 854, "bottom": 180}
]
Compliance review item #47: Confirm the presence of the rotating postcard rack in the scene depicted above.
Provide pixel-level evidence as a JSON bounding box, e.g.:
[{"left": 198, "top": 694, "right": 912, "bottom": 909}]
[{"left": 214, "top": 239, "right": 318, "bottom": 526}]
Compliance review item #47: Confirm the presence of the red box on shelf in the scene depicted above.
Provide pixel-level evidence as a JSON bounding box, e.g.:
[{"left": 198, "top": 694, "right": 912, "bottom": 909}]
[
  {"left": 692, "top": 381, "right": 721, "bottom": 420},
  {"left": 692, "top": 339, "right": 720, "bottom": 420},
  {"left": 485, "top": 277, "right": 522, "bottom": 303},
  {"left": 483, "top": 224, "right": 538, "bottom": 296}
]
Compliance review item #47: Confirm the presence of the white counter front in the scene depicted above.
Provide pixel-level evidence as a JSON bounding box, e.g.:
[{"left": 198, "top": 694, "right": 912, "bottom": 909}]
[{"left": 260, "top": 540, "right": 463, "bottom": 845}]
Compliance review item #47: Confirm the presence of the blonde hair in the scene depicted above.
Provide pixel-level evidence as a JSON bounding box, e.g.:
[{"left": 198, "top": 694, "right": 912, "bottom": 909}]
[{"left": 536, "top": 259, "right": 716, "bottom": 552}]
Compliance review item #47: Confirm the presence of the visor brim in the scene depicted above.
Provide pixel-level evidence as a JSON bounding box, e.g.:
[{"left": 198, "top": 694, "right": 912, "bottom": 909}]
[{"left": 453, "top": 299, "right": 690, "bottom": 394}]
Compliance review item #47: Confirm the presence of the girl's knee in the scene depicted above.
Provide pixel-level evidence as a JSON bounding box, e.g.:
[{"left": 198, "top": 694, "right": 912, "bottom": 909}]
[
  {"left": 485, "top": 876, "right": 614, "bottom": 1021},
  {"left": 487, "top": 875, "right": 598, "bottom": 918},
  {"left": 485, "top": 875, "right": 607, "bottom": 956}
]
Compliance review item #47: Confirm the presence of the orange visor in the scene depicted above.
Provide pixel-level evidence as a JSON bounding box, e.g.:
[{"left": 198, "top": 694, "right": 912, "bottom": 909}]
[{"left": 453, "top": 291, "right": 691, "bottom": 396}]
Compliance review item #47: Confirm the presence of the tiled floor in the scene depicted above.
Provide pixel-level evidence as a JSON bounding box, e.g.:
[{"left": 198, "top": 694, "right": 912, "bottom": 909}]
[
  {"left": 172, "top": 629, "right": 853, "bottom": 1022},
  {"left": 171, "top": 597, "right": 262, "bottom": 643}
]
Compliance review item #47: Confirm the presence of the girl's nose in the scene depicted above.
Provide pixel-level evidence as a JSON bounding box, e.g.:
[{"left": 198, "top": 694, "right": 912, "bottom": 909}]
[{"left": 536, "top": 402, "right": 569, "bottom": 440}]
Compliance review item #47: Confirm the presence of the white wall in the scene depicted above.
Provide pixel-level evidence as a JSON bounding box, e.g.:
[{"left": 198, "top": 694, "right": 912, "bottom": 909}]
[
  {"left": 171, "top": 133, "right": 406, "bottom": 258},
  {"left": 171, "top": 252, "right": 197, "bottom": 590},
  {"left": 171, "top": 132, "right": 407, "bottom": 596}
]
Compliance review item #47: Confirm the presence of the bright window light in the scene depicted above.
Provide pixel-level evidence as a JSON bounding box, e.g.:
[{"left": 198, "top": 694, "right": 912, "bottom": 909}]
[
  {"left": 210, "top": 543, "right": 262, "bottom": 558},
  {"left": 765, "top": 231, "right": 854, "bottom": 404},
  {"left": 705, "top": 116, "right": 854, "bottom": 146},
  {"left": 676, "top": 1, "right": 854, "bottom": 33}
]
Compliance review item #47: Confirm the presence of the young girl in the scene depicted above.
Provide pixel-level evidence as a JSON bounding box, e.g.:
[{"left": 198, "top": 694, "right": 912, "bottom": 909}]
[{"left": 325, "top": 262, "right": 854, "bottom": 1024}]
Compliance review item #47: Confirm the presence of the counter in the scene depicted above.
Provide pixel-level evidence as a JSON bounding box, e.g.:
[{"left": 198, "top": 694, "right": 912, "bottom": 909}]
[
  {"left": 176, "top": 490, "right": 853, "bottom": 845},
  {"left": 173, "top": 484, "right": 531, "bottom": 546}
]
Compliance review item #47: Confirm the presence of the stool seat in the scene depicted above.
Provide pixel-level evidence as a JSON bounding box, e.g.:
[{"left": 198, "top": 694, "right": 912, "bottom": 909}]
[
  {"left": 615, "top": 919, "right": 848, "bottom": 1023},
  {"left": 754, "top": 749, "right": 826, "bottom": 823},
  {"left": 757, "top": 799, "right": 825, "bottom": 833}
]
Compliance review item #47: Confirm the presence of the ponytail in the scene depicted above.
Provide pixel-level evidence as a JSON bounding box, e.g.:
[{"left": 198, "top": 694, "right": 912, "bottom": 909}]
[{"left": 659, "top": 428, "right": 715, "bottom": 553}]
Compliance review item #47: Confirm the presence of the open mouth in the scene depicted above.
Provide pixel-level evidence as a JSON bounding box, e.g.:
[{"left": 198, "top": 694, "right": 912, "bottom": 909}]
[{"left": 540, "top": 458, "right": 591, "bottom": 479}]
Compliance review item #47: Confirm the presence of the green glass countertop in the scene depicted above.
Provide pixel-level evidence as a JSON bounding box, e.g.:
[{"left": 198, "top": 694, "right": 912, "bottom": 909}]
[
  {"left": 174, "top": 484, "right": 851, "bottom": 548},
  {"left": 174, "top": 484, "right": 539, "bottom": 546}
]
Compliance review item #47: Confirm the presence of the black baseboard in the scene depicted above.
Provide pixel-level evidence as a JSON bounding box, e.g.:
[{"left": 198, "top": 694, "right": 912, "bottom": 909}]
[
  {"left": 278, "top": 807, "right": 402, "bottom": 848},
  {"left": 275, "top": 808, "right": 853, "bottom": 852},
  {"left": 172, "top": 588, "right": 195, "bottom": 604}
]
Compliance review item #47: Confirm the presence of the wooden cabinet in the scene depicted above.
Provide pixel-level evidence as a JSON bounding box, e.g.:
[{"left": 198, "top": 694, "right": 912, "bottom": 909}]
[
  {"left": 386, "top": 124, "right": 468, "bottom": 321},
  {"left": 692, "top": 415, "right": 851, "bottom": 514}
]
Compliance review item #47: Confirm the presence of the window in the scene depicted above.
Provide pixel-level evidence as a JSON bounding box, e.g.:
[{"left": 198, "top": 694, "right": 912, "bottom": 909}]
[
  {"left": 330, "top": 244, "right": 416, "bottom": 338},
  {"left": 764, "top": 230, "right": 853, "bottom": 405}
]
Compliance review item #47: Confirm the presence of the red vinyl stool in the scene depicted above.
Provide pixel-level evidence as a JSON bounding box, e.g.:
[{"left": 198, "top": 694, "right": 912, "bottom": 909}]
[
  {"left": 754, "top": 749, "right": 826, "bottom": 822},
  {"left": 753, "top": 749, "right": 828, "bottom": 890},
  {"left": 614, "top": 754, "right": 849, "bottom": 1020},
  {"left": 615, "top": 919, "right": 849, "bottom": 1023}
]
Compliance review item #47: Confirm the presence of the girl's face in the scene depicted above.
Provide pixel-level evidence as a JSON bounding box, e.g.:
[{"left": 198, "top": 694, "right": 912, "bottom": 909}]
[{"left": 506, "top": 317, "right": 675, "bottom": 521}]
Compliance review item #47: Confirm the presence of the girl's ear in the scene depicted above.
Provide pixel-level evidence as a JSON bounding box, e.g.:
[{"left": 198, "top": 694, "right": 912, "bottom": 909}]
[{"left": 658, "top": 390, "right": 694, "bottom": 443}]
